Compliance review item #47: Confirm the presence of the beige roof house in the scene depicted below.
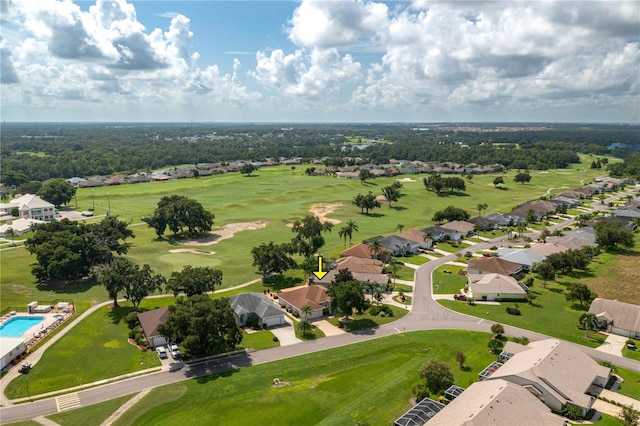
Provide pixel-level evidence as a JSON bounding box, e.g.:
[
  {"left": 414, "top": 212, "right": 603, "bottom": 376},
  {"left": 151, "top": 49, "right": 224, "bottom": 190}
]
[
  {"left": 589, "top": 298, "right": 640, "bottom": 338},
  {"left": 396, "top": 229, "right": 433, "bottom": 247},
  {"left": 529, "top": 243, "right": 568, "bottom": 256},
  {"left": 333, "top": 256, "right": 384, "bottom": 274},
  {"left": 487, "top": 339, "right": 610, "bottom": 416},
  {"left": 441, "top": 220, "right": 475, "bottom": 235},
  {"left": 468, "top": 273, "right": 527, "bottom": 302},
  {"left": 546, "top": 236, "right": 597, "bottom": 250},
  {"left": 467, "top": 257, "right": 522, "bottom": 276},
  {"left": 428, "top": 379, "right": 567, "bottom": 426}
]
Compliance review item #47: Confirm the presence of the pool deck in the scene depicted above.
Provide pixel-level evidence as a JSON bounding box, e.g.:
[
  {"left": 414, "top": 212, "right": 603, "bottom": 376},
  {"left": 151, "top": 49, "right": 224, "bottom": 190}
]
[{"left": 1, "top": 310, "right": 73, "bottom": 348}]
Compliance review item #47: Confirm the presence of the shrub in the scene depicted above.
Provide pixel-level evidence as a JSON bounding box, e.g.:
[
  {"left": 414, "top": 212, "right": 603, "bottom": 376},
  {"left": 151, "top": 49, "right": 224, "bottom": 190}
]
[
  {"left": 490, "top": 245, "right": 497, "bottom": 250},
  {"left": 125, "top": 312, "right": 140, "bottom": 329},
  {"left": 506, "top": 307, "right": 521, "bottom": 315},
  {"left": 467, "top": 297, "right": 475, "bottom": 306},
  {"left": 245, "top": 312, "right": 261, "bottom": 329},
  {"left": 292, "top": 310, "right": 300, "bottom": 318},
  {"left": 272, "top": 336, "right": 279, "bottom": 342},
  {"left": 626, "top": 339, "right": 637, "bottom": 349},
  {"left": 524, "top": 277, "right": 534, "bottom": 287},
  {"left": 128, "top": 330, "right": 137, "bottom": 339}
]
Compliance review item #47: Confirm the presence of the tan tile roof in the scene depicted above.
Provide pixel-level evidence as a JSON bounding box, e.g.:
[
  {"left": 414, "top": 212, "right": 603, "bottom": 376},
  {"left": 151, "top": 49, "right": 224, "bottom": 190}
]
[
  {"left": 469, "top": 273, "right": 526, "bottom": 296},
  {"left": 488, "top": 339, "right": 610, "bottom": 411},
  {"left": 277, "top": 285, "right": 330, "bottom": 311},
  {"left": 441, "top": 220, "right": 475, "bottom": 234},
  {"left": 467, "top": 257, "right": 521, "bottom": 275},
  {"left": 429, "top": 379, "right": 567, "bottom": 426},
  {"left": 396, "top": 229, "right": 429, "bottom": 244},
  {"left": 528, "top": 243, "right": 568, "bottom": 256},
  {"left": 589, "top": 298, "right": 640, "bottom": 334}
]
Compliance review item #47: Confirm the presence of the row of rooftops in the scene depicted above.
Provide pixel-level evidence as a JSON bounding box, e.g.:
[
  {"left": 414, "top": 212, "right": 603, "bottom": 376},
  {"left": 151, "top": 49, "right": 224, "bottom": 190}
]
[{"left": 397, "top": 339, "right": 611, "bottom": 426}]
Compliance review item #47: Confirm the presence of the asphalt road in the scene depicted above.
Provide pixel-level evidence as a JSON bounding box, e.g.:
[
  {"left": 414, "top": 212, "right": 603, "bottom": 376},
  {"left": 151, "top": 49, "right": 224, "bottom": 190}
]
[{"left": 2, "top": 191, "right": 639, "bottom": 423}]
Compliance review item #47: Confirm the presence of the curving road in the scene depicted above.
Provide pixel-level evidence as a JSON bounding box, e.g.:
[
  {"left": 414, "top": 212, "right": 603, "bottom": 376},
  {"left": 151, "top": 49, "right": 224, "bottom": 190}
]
[{"left": 2, "top": 191, "right": 639, "bottom": 423}]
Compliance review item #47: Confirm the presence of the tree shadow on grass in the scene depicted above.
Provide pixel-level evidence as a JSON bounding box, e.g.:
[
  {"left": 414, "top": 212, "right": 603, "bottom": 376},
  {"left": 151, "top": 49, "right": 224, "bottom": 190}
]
[
  {"left": 36, "top": 277, "right": 101, "bottom": 295},
  {"left": 570, "top": 303, "right": 589, "bottom": 312},
  {"left": 107, "top": 305, "right": 138, "bottom": 325},
  {"left": 437, "top": 192, "right": 471, "bottom": 198},
  {"left": 390, "top": 206, "right": 407, "bottom": 211},
  {"left": 362, "top": 212, "right": 385, "bottom": 218},
  {"left": 263, "top": 275, "right": 303, "bottom": 291},
  {"left": 548, "top": 288, "right": 564, "bottom": 294},
  {"left": 496, "top": 186, "right": 509, "bottom": 191}
]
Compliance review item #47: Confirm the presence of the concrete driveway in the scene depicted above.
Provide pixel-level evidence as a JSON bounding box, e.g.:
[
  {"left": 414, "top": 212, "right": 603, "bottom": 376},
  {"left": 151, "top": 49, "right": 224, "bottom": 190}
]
[
  {"left": 312, "top": 319, "right": 345, "bottom": 337},
  {"left": 269, "top": 316, "right": 301, "bottom": 346},
  {"left": 595, "top": 333, "right": 628, "bottom": 356}
]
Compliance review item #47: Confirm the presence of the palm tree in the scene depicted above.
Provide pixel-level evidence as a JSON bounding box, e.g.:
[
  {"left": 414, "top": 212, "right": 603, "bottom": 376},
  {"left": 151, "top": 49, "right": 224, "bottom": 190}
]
[
  {"left": 345, "top": 220, "right": 359, "bottom": 245},
  {"left": 301, "top": 304, "right": 312, "bottom": 319},
  {"left": 476, "top": 203, "right": 488, "bottom": 217},
  {"left": 396, "top": 223, "right": 405, "bottom": 233},
  {"left": 338, "top": 225, "right": 350, "bottom": 248},
  {"left": 297, "top": 318, "right": 313, "bottom": 337},
  {"left": 368, "top": 239, "right": 384, "bottom": 259},
  {"left": 4, "top": 228, "right": 16, "bottom": 246},
  {"left": 579, "top": 313, "right": 599, "bottom": 338}
]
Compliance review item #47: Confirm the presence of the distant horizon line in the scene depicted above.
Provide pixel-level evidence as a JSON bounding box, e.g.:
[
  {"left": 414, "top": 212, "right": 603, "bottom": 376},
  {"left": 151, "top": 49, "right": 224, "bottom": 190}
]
[{"left": 2, "top": 121, "right": 639, "bottom": 126}]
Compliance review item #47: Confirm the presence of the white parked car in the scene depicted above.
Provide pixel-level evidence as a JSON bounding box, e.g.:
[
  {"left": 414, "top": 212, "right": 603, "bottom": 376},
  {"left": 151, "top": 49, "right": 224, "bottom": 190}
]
[
  {"left": 156, "top": 346, "right": 168, "bottom": 359},
  {"left": 168, "top": 344, "right": 181, "bottom": 359}
]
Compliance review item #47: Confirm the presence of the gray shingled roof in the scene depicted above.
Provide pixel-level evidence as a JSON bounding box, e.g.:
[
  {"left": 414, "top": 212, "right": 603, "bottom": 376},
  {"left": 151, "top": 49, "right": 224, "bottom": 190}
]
[{"left": 229, "top": 293, "right": 283, "bottom": 320}]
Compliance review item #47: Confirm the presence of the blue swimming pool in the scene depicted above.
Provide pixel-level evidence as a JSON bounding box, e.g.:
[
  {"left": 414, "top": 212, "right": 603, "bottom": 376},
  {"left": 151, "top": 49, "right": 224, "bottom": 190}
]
[{"left": 0, "top": 316, "right": 44, "bottom": 337}]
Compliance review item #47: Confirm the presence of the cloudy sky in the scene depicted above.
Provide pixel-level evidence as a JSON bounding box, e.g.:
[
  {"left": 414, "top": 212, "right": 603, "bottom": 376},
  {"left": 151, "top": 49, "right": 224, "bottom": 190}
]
[{"left": 1, "top": 0, "right": 639, "bottom": 123}]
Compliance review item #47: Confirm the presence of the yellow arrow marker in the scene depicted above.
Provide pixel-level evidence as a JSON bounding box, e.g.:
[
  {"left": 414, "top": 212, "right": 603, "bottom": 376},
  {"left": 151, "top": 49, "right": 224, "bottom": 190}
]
[{"left": 311, "top": 255, "right": 327, "bottom": 280}]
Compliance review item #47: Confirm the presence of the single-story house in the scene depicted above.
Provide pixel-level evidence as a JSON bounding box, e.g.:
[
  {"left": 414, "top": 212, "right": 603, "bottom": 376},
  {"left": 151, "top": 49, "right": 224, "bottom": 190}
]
[
  {"left": 484, "top": 212, "right": 523, "bottom": 226},
  {"left": 277, "top": 285, "right": 331, "bottom": 320},
  {"left": 314, "top": 269, "right": 389, "bottom": 287},
  {"left": 441, "top": 220, "right": 475, "bottom": 236},
  {"left": 340, "top": 243, "right": 389, "bottom": 260},
  {"left": 468, "top": 216, "right": 500, "bottom": 231},
  {"left": 228, "top": 293, "right": 285, "bottom": 328},
  {"left": 588, "top": 298, "right": 640, "bottom": 338},
  {"left": 510, "top": 206, "right": 545, "bottom": 222},
  {"left": 562, "top": 228, "right": 597, "bottom": 244},
  {"left": 468, "top": 273, "right": 527, "bottom": 302},
  {"left": 0, "top": 337, "right": 27, "bottom": 371},
  {"left": 427, "top": 379, "right": 566, "bottom": 426},
  {"left": 496, "top": 248, "right": 546, "bottom": 270},
  {"left": 137, "top": 307, "right": 170, "bottom": 348},
  {"left": 377, "top": 235, "right": 422, "bottom": 256},
  {"left": 331, "top": 256, "right": 384, "bottom": 274},
  {"left": 396, "top": 229, "right": 433, "bottom": 249},
  {"left": 528, "top": 243, "right": 568, "bottom": 256},
  {"left": 467, "top": 257, "right": 522, "bottom": 276},
  {"left": 546, "top": 236, "right": 596, "bottom": 250},
  {"left": 421, "top": 225, "right": 462, "bottom": 242},
  {"left": 486, "top": 339, "right": 610, "bottom": 417},
  {"left": 0, "top": 218, "right": 45, "bottom": 237}
]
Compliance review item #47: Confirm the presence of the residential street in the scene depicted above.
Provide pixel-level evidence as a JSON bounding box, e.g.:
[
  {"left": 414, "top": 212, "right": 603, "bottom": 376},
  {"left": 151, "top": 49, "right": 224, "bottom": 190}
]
[{"left": 1, "top": 190, "right": 639, "bottom": 423}]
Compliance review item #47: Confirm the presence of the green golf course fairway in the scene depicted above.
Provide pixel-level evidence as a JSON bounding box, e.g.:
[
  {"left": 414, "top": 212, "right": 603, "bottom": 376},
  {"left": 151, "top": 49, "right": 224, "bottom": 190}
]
[
  {"left": 1, "top": 161, "right": 608, "bottom": 312},
  {"left": 111, "top": 330, "right": 497, "bottom": 426}
]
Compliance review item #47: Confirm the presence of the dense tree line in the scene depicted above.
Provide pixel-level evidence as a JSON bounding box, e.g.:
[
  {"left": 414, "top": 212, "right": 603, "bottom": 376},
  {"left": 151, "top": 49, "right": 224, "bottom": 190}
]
[{"left": 1, "top": 123, "right": 636, "bottom": 183}]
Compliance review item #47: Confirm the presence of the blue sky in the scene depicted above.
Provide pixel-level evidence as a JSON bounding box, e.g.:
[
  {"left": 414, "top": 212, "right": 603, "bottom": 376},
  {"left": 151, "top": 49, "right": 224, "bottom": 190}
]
[{"left": 1, "top": 0, "right": 639, "bottom": 122}]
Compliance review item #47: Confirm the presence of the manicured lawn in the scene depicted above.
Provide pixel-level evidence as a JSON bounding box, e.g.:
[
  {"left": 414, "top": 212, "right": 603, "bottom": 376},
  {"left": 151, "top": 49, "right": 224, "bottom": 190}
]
[
  {"left": 438, "top": 276, "right": 608, "bottom": 348},
  {"left": 392, "top": 265, "right": 416, "bottom": 281},
  {"left": 47, "top": 394, "right": 134, "bottom": 426},
  {"left": 432, "top": 264, "right": 467, "bottom": 294},
  {"left": 327, "top": 305, "right": 408, "bottom": 332},
  {"left": 622, "top": 347, "right": 640, "bottom": 361},
  {"left": 293, "top": 319, "right": 326, "bottom": 340},
  {"left": 582, "top": 414, "right": 623, "bottom": 426},
  {"left": 434, "top": 241, "right": 470, "bottom": 253},
  {"left": 393, "top": 295, "right": 412, "bottom": 305},
  {"left": 392, "top": 283, "right": 413, "bottom": 293},
  {"left": 615, "top": 366, "right": 640, "bottom": 400},
  {"left": 103, "top": 331, "right": 498, "bottom": 426},
  {"left": 239, "top": 330, "right": 280, "bottom": 351},
  {"left": 398, "top": 254, "right": 431, "bottom": 265},
  {"left": 4, "top": 421, "right": 41, "bottom": 426},
  {"left": 2, "top": 163, "right": 609, "bottom": 312}
]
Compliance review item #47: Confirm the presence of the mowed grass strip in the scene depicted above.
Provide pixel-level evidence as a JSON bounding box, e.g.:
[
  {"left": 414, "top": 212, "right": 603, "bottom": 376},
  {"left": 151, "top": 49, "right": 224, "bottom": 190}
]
[
  {"left": 326, "top": 305, "right": 408, "bottom": 332},
  {"left": 110, "top": 331, "right": 497, "bottom": 426},
  {"left": 1, "top": 163, "right": 608, "bottom": 312},
  {"left": 432, "top": 264, "right": 468, "bottom": 294},
  {"left": 47, "top": 394, "right": 135, "bottom": 426},
  {"left": 438, "top": 277, "right": 607, "bottom": 347}
]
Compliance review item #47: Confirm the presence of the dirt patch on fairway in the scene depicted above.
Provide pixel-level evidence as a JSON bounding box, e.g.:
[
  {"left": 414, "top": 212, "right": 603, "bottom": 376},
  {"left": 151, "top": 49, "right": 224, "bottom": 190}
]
[
  {"left": 285, "top": 202, "right": 347, "bottom": 227},
  {"left": 583, "top": 253, "right": 640, "bottom": 305},
  {"left": 169, "top": 248, "right": 216, "bottom": 255},
  {"left": 181, "top": 220, "right": 270, "bottom": 246}
]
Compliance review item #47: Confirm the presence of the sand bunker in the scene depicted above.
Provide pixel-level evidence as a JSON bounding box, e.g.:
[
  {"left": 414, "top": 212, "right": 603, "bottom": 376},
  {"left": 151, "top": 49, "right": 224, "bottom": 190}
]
[
  {"left": 181, "top": 220, "right": 270, "bottom": 246},
  {"left": 397, "top": 177, "right": 416, "bottom": 182},
  {"left": 169, "top": 249, "right": 216, "bottom": 255},
  {"left": 310, "top": 202, "right": 348, "bottom": 224}
]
